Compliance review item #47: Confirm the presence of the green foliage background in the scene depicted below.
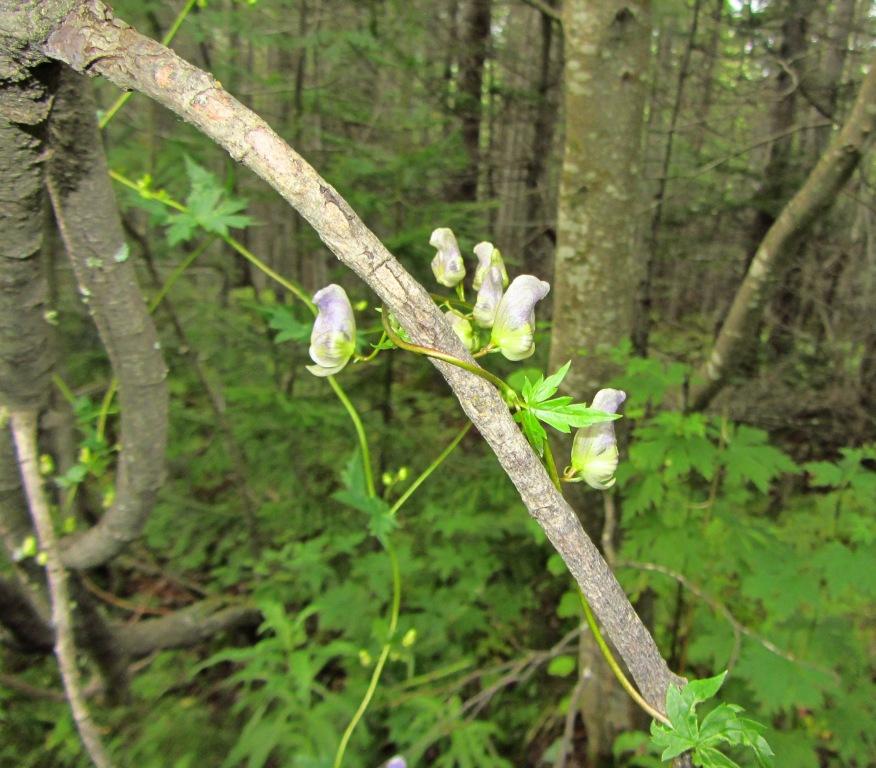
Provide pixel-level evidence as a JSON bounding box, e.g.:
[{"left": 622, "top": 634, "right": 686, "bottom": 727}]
[{"left": 1, "top": 1, "right": 874, "bottom": 767}]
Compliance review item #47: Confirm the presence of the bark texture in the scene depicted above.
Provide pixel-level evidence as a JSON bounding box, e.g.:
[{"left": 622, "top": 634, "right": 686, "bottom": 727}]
[
  {"left": 38, "top": 0, "right": 681, "bottom": 710},
  {"left": 690, "top": 50, "right": 876, "bottom": 410},
  {"left": 548, "top": 0, "right": 651, "bottom": 395},
  {"left": 46, "top": 67, "right": 168, "bottom": 569},
  {"left": 0, "top": 52, "right": 54, "bottom": 410}
]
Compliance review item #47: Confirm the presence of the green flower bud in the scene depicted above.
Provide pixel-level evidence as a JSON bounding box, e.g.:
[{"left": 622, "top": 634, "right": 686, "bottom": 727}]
[
  {"left": 444, "top": 308, "right": 478, "bottom": 352},
  {"left": 430, "top": 227, "right": 466, "bottom": 288},
  {"left": 490, "top": 275, "right": 550, "bottom": 361},
  {"left": 306, "top": 285, "right": 356, "bottom": 377},
  {"left": 570, "top": 389, "right": 626, "bottom": 490}
]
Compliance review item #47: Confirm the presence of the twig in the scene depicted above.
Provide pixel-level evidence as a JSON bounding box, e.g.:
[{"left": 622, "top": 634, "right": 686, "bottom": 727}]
[
  {"left": 520, "top": 0, "right": 563, "bottom": 24},
  {"left": 552, "top": 668, "right": 586, "bottom": 768},
  {"left": 9, "top": 409, "right": 114, "bottom": 768},
  {"left": 617, "top": 560, "right": 840, "bottom": 681}
]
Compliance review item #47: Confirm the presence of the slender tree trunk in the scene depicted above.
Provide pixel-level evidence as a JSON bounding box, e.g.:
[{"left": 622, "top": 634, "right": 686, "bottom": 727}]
[
  {"left": 633, "top": 0, "right": 702, "bottom": 356},
  {"left": 455, "top": 0, "right": 491, "bottom": 202},
  {"left": 548, "top": 0, "right": 651, "bottom": 396},
  {"left": 547, "top": 2, "right": 653, "bottom": 762},
  {"left": 690, "top": 50, "right": 876, "bottom": 410}
]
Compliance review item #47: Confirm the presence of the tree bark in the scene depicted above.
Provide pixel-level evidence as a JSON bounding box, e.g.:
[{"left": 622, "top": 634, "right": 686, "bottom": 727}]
[
  {"left": 46, "top": 66, "right": 168, "bottom": 569},
  {"left": 454, "top": 0, "right": 491, "bottom": 202},
  {"left": 690, "top": 50, "right": 876, "bottom": 410},
  {"left": 36, "top": 0, "right": 682, "bottom": 711},
  {"left": 548, "top": 0, "right": 651, "bottom": 395}
]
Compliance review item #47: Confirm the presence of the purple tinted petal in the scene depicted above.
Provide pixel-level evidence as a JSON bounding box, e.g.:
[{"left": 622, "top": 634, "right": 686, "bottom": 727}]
[
  {"left": 591, "top": 388, "right": 626, "bottom": 414},
  {"left": 473, "top": 265, "right": 504, "bottom": 327},
  {"left": 495, "top": 275, "right": 550, "bottom": 332}
]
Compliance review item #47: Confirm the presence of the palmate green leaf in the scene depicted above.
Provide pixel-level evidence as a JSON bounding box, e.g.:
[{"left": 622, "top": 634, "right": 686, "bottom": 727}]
[
  {"left": 695, "top": 746, "right": 742, "bottom": 768},
  {"left": 528, "top": 400, "right": 621, "bottom": 433},
  {"left": 262, "top": 305, "right": 312, "bottom": 344},
  {"left": 529, "top": 360, "right": 571, "bottom": 403},
  {"left": 666, "top": 684, "right": 697, "bottom": 739},
  {"left": 686, "top": 671, "right": 727, "bottom": 704},
  {"left": 650, "top": 721, "right": 694, "bottom": 761},
  {"left": 165, "top": 156, "right": 254, "bottom": 245}
]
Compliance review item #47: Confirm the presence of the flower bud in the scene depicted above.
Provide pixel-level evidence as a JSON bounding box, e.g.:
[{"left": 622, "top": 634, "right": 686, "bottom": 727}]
[
  {"left": 570, "top": 389, "right": 626, "bottom": 490},
  {"left": 306, "top": 284, "right": 356, "bottom": 377},
  {"left": 490, "top": 275, "right": 550, "bottom": 361},
  {"left": 386, "top": 757, "right": 407, "bottom": 768},
  {"left": 444, "top": 308, "right": 478, "bottom": 351},
  {"left": 429, "top": 227, "right": 466, "bottom": 288},
  {"left": 473, "top": 265, "right": 504, "bottom": 329},
  {"left": 472, "top": 241, "right": 509, "bottom": 290},
  {"left": 402, "top": 628, "right": 417, "bottom": 647}
]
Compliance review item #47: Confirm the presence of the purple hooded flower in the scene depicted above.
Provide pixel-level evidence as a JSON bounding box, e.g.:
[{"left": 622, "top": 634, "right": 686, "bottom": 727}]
[
  {"left": 490, "top": 275, "right": 550, "bottom": 360},
  {"left": 473, "top": 264, "right": 504, "bottom": 329},
  {"left": 429, "top": 227, "right": 466, "bottom": 288},
  {"left": 472, "top": 241, "right": 509, "bottom": 291},
  {"left": 570, "top": 389, "right": 626, "bottom": 490},
  {"left": 385, "top": 758, "right": 407, "bottom": 768},
  {"left": 306, "top": 284, "right": 356, "bottom": 377}
]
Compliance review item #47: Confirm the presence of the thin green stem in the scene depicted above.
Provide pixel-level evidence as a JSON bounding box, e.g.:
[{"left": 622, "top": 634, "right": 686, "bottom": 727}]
[
  {"left": 355, "top": 333, "right": 386, "bottom": 363},
  {"left": 148, "top": 237, "right": 214, "bottom": 313},
  {"left": 99, "top": 0, "right": 198, "bottom": 129},
  {"left": 380, "top": 310, "right": 517, "bottom": 403},
  {"left": 548, "top": 439, "right": 671, "bottom": 726},
  {"left": 333, "top": 543, "right": 401, "bottom": 768},
  {"left": 389, "top": 422, "right": 471, "bottom": 516},
  {"left": 542, "top": 438, "right": 562, "bottom": 491},
  {"left": 327, "top": 376, "right": 375, "bottom": 498},
  {"left": 109, "top": 169, "right": 315, "bottom": 311},
  {"left": 51, "top": 374, "right": 77, "bottom": 406},
  {"left": 578, "top": 591, "right": 670, "bottom": 726}
]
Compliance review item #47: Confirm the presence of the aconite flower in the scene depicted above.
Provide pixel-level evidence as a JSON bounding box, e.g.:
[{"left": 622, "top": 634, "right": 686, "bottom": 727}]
[
  {"left": 429, "top": 227, "right": 466, "bottom": 288},
  {"left": 490, "top": 275, "right": 550, "bottom": 360},
  {"left": 473, "top": 264, "right": 504, "bottom": 328},
  {"left": 385, "top": 758, "right": 407, "bottom": 768},
  {"left": 472, "top": 241, "right": 509, "bottom": 290},
  {"left": 570, "top": 389, "right": 626, "bottom": 490},
  {"left": 306, "top": 284, "right": 356, "bottom": 377},
  {"left": 444, "top": 308, "right": 478, "bottom": 351}
]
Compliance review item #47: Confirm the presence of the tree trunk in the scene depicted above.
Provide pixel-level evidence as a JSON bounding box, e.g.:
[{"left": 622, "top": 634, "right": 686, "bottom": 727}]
[
  {"left": 548, "top": 0, "right": 651, "bottom": 397},
  {"left": 547, "top": 2, "right": 653, "bottom": 762},
  {"left": 454, "top": 0, "right": 491, "bottom": 202}
]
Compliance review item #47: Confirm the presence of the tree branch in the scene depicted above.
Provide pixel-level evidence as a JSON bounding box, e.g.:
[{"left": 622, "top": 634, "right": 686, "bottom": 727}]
[
  {"left": 9, "top": 409, "right": 114, "bottom": 768},
  {"left": 45, "top": 66, "right": 168, "bottom": 569},
  {"left": 37, "top": 1, "right": 681, "bottom": 709},
  {"left": 114, "top": 599, "right": 261, "bottom": 658},
  {"left": 0, "top": 573, "right": 53, "bottom": 652},
  {"left": 520, "top": 0, "right": 563, "bottom": 25},
  {"left": 689, "top": 52, "right": 876, "bottom": 410}
]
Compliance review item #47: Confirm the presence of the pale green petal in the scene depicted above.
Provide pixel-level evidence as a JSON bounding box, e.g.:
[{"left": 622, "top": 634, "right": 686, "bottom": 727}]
[{"left": 444, "top": 308, "right": 478, "bottom": 351}]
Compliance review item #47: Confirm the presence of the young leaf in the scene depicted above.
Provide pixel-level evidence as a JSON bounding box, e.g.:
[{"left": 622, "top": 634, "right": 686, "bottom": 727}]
[
  {"left": 686, "top": 671, "right": 728, "bottom": 704},
  {"left": 530, "top": 360, "right": 571, "bottom": 403}
]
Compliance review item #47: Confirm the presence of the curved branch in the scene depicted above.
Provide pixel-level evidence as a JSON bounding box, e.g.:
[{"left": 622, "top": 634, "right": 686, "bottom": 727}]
[
  {"left": 114, "top": 599, "right": 261, "bottom": 658},
  {"left": 46, "top": 66, "right": 168, "bottom": 569},
  {"left": 38, "top": 2, "right": 681, "bottom": 709},
  {"left": 0, "top": 574, "right": 53, "bottom": 653},
  {"left": 690, "top": 53, "right": 876, "bottom": 410}
]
